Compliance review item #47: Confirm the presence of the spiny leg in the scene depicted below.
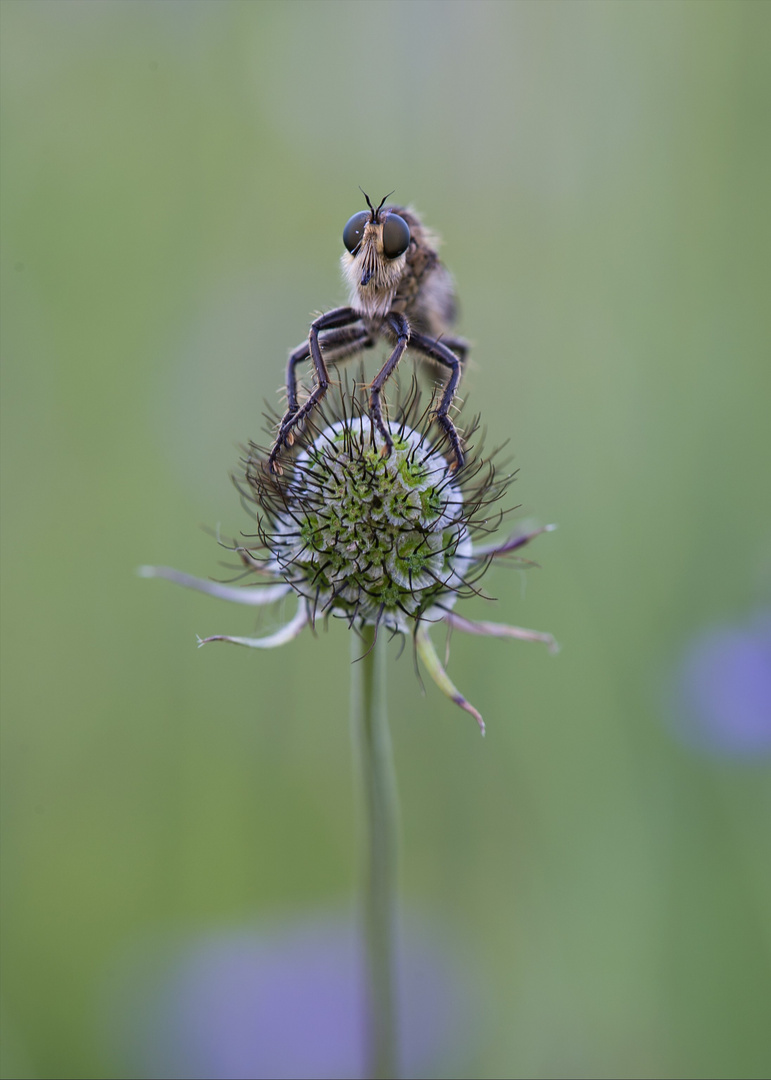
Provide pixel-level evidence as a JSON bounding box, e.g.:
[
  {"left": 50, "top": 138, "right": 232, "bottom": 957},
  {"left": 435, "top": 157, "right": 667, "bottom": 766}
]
[
  {"left": 369, "top": 312, "right": 410, "bottom": 455},
  {"left": 281, "top": 324, "right": 370, "bottom": 437},
  {"left": 408, "top": 330, "right": 466, "bottom": 469},
  {"left": 269, "top": 342, "right": 320, "bottom": 471},
  {"left": 437, "top": 334, "right": 469, "bottom": 370},
  {"left": 268, "top": 307, "right": 361, "bottom": 472},
  {"left": 273, "top": 307, "right": 360, "bottom": 440}
]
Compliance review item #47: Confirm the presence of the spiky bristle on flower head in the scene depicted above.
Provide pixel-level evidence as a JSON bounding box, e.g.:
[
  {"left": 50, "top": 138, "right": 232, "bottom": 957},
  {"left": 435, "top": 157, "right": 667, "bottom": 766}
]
[{"left": 237, "top": 379, "right": 508, "bottom": 635}]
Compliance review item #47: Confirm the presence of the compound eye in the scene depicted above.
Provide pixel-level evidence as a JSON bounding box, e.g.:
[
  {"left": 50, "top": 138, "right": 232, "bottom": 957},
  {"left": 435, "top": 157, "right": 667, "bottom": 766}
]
[
  {"left": 343, "top": 211, "right": 369, "bottom": 254},
  {"left": 382, "top": 213, "right": 411, "bottom": 259}
]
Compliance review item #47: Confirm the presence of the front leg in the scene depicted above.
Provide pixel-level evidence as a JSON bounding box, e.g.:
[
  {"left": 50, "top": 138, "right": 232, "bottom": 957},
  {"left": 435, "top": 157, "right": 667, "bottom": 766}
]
[
  {"left": 369, "top": 312, "right": 410, "bottom": 456},
  {"left": 407, "top": 330, "right": 465, "bottom": 470},
  {"left": 283, "top": 322, "right": 370, "bottom": 423},
  {"left": 268, "top": 307, "right": 360, "bottom": 472}
]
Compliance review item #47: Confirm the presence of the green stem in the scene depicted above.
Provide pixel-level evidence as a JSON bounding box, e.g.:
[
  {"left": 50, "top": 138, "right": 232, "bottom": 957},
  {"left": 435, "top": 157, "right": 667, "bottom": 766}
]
[{"left": 351, "top": 625, "right": 400, "bottom": 1080}]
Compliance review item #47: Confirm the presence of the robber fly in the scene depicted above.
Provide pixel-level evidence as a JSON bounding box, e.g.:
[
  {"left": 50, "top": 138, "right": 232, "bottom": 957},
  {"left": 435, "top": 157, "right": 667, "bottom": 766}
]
[{"left": 267, "top": 192, "right": 469, "bottom": 473}]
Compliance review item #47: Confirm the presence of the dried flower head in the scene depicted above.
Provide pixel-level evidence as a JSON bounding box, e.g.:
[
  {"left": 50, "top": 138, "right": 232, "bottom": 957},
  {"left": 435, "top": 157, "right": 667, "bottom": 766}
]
[{"left": 141, "top": 381, "right": 557, "bottom": 733}]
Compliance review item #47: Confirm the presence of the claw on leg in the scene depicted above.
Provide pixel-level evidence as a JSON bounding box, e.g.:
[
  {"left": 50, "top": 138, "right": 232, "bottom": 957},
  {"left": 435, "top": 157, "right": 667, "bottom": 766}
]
[
  {"left": 268, "top": 413, "right": 297, "bottom": 473},
  {"left": 376, "top": 430, "right": 394, "bottom": 458}
]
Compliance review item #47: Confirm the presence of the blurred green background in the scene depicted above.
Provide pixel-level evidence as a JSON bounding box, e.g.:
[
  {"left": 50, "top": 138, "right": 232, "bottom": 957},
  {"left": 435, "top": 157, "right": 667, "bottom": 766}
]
[{"left": 2, "top": 2, "right": 770, "bottom": 1077}]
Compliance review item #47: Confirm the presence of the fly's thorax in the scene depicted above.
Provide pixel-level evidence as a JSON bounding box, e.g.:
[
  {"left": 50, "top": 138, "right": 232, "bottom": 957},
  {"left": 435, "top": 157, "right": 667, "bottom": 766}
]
[{"left": 393, "top": 259, "right": 458, "bottom": 338}]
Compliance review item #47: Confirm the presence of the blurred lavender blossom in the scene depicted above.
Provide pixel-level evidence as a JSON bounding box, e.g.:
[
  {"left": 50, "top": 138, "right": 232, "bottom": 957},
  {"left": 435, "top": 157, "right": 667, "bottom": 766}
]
[
  {"left": 107, "top": 912, "right": 477, "bottom": 1080},
  {"left": 672, "top": 611, "right": 771, "bottom": 758}
]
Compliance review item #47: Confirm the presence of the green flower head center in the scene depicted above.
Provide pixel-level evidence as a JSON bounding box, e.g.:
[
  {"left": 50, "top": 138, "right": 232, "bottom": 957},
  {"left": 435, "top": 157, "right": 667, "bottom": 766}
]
[{"left": 268, "top": 420, "right": 472, "bottom": 631}]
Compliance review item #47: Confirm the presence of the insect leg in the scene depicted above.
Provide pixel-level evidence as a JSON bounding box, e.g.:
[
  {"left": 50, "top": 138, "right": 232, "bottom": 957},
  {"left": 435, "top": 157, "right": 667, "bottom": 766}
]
[
  {"left": 284, "top": 322, "right": 369, "bottom": 416},
  {"left": 438, "top": 334, "right": 470, "bottom": 370},
  {"left": 284, "top": 340, "right": 312, "bottom": 417},
  {"left": 321, "top": 323, "right": 372, "bottom": 364},
  {"left": 271, "top": 325, "right": 369, "bottom": 464},
  {"left": 407, "top": 331, "right": 465, "bottom": 470},
  {"left": 369, "top": 312, "right": 410, "bottom": 455},
  {"left": 268, "top": 307, "right": 360, "bottom": 472}
]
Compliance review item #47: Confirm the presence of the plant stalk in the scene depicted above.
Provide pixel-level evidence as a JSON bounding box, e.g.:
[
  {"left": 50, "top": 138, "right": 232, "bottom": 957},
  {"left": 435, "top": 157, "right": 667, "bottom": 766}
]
[{"left": 351, "top": 625, "right": 400, "bottom": 1080}]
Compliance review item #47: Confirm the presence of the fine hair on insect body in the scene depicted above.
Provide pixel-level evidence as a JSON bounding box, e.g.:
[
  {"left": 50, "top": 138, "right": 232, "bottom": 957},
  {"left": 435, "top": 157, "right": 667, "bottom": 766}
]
[{"left": 268, "top": 191, "right": 469, "bottom": 474}]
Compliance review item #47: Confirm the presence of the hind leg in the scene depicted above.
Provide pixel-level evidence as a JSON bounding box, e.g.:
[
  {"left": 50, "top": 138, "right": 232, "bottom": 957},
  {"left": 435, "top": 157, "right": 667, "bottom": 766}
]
[
  {"left": 439, "top": 334, "right": 469, "bottom": 370},
  {"left": 407, "top": 330, "right": 465, "bottom": 469}
]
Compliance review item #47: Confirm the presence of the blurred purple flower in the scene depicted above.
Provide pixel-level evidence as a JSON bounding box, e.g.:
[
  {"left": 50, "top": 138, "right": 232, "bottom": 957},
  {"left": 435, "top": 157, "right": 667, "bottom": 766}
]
[
  {"left": 673, "top": 612, "right": 771, "bottom": 757},
  {"left": 108, "top": 912, "right": 476, "bottom": 1080}
]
